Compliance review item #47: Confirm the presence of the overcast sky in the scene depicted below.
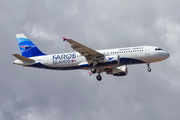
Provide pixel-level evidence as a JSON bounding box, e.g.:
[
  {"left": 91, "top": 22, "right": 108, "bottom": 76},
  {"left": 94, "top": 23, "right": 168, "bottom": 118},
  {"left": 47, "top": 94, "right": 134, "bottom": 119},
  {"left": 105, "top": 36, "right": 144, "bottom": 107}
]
[{"left": 0, "top": 0, "right": 180, "bottom": 120}]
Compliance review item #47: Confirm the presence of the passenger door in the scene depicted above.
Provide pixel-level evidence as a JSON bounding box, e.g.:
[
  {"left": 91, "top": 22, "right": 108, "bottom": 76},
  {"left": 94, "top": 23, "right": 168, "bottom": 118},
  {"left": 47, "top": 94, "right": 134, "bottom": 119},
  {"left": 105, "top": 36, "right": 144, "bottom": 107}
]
[{"left": 145, "top": 46, "right": 150, "bottom": 55}]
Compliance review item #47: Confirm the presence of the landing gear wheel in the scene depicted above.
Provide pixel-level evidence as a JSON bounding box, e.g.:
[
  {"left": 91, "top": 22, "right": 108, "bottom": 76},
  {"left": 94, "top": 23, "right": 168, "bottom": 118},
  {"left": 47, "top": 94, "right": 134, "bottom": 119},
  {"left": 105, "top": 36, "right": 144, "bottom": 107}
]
[
  {"left": 148, "top": 68, "right": 152, "bottom": 72},
  {"left": 96, "top": 75, "right": 102, "bottom": 81},
  {"left": 147, "top": 63, "right": 151, "bottom": 72},
  {"left": 91, "top": 68, "right": 96, "bottom": 74}
]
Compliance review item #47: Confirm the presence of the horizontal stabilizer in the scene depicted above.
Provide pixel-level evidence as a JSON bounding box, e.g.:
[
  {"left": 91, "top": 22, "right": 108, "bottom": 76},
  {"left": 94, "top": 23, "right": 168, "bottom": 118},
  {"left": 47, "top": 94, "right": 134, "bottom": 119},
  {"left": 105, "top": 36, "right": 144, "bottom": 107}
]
[{"left": 12, "top": 54, "right": 35, "bottom": 62}]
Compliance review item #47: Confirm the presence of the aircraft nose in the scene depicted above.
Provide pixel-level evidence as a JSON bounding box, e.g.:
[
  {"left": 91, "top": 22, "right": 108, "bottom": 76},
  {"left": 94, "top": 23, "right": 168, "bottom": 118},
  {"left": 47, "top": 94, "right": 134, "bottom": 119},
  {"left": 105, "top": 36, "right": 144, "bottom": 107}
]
[{"left": 164, "top": 52, "right": 170, "bottom": 58}]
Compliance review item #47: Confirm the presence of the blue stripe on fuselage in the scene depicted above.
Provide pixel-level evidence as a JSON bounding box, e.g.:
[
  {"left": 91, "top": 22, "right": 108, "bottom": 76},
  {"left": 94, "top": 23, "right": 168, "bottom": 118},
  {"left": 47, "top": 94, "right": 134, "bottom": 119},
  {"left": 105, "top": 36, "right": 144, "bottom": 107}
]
[
  {"left": 27, "top": 58, "right": 145, "bottom": 70},
  {"left": 120, "top": 58, "right": 145, "bottom": 64}
]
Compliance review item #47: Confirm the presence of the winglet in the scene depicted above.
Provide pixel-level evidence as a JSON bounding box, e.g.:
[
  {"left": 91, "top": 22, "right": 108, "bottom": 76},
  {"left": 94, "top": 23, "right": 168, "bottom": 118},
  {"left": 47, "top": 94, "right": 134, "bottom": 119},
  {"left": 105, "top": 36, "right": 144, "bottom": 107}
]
[{"left": 62, "top": 37, "right": 67, "bottom": 41}]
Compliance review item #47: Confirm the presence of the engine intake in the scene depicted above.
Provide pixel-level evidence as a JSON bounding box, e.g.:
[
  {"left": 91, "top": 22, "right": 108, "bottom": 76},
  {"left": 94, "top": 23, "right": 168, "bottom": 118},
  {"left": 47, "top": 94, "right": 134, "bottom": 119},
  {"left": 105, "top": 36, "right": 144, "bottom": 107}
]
[{"left": 106, "top": 66, "right": 128, "bottom": 76}]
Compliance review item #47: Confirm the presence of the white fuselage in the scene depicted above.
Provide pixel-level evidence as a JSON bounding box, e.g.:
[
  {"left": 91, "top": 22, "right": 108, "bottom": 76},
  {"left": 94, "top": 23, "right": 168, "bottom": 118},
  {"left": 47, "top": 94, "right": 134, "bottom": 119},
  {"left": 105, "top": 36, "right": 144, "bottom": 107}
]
[{"left": 14, "top": 46, "right": 170, "bottom": 70}]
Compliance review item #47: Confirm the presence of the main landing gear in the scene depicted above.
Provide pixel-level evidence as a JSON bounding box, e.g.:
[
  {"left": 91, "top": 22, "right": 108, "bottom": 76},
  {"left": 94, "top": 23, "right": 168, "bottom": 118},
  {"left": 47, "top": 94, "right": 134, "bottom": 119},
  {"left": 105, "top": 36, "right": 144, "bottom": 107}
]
[
  {"left": 91, "top": 67, "right": 96, "bottom": 74},
  {"left": 96, "top": 75, "right": 102, "bottom": 81},
  {"left": 147, "top": 63, "right": 152, "bottom": 72},
  {"left": 90, "top": 67, "right": 102, "bottom": 81}
]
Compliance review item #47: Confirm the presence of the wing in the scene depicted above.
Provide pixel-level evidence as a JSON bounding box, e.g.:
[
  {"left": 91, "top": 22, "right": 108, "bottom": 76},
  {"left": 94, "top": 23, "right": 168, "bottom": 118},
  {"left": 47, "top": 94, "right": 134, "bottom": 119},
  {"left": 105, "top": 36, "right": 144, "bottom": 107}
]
[{"left": 63, "top": 38, "right": 104, "bottom": 65}]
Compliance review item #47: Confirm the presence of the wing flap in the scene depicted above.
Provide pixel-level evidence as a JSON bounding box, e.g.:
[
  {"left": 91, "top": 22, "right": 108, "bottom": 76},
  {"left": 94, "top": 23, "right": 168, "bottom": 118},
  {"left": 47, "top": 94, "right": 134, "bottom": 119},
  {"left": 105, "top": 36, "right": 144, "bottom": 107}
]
[
  {"left": 65, "top": 39, "right": 104, "bottom": 62},
  {"left": 12, "top": 54, "right": 35, "bottom": 62}
]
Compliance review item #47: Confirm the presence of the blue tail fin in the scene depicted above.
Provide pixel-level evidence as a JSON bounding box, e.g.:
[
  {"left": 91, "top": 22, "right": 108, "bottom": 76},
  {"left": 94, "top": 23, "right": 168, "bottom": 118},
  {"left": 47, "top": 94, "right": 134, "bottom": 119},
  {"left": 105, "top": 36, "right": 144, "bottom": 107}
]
[{"left": 16, "top": 34, "right": 46, "bottom": 57}]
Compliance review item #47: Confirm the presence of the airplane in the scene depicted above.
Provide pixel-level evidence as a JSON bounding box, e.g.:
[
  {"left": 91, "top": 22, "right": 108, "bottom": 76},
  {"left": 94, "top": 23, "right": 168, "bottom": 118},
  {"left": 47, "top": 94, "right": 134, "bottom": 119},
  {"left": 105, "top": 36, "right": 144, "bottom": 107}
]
[{"left": 13, "top": 33, "right": 170, "bottom": 81}]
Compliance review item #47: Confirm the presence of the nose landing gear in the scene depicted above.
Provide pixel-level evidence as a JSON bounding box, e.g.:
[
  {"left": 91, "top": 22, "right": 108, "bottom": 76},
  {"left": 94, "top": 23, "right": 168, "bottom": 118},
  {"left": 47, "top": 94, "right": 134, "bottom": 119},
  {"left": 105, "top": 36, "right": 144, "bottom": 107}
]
[
  {"left": 148, "top": 68, "right": 151, "bottom": 72},
  {"left": 147, "top": 63, "right": 152, "bottom": 72}
]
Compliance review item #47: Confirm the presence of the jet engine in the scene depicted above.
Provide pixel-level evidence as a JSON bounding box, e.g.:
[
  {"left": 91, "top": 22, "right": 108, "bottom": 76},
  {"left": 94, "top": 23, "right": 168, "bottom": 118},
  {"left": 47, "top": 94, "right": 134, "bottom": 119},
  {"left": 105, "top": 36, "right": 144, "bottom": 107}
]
[{"left": 106, "top": 66, "right": 128, "bottom": 76}]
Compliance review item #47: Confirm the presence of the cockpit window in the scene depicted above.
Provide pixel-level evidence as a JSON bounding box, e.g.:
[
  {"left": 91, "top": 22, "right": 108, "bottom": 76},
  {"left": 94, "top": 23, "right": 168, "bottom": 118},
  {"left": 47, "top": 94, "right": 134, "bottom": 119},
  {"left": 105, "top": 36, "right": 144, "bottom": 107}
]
[{"left": 155, "top": 48, "right": 163, "bottom": 51}]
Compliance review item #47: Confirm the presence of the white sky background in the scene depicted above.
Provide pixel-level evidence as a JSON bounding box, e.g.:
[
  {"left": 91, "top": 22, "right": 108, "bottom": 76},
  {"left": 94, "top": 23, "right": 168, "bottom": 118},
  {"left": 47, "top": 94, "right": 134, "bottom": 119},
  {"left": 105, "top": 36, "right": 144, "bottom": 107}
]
[{"left": 0, "top": 0, "right": 180, "bottom": 120}]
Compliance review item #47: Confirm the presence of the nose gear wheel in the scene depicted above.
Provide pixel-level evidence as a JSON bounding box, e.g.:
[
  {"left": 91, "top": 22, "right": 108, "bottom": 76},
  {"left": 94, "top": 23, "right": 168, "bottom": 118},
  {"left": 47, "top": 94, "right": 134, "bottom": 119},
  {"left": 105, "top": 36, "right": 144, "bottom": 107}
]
[{"left": 147, "top": 63, "right": 152, "bottom": 72}]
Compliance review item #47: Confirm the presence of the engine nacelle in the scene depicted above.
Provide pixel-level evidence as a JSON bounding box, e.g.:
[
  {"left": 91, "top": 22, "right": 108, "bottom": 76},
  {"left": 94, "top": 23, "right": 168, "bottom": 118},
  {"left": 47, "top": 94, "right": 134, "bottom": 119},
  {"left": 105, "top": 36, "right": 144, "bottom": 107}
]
[{"left": 106, "top": 66, "right": 128, "bottom": 76}]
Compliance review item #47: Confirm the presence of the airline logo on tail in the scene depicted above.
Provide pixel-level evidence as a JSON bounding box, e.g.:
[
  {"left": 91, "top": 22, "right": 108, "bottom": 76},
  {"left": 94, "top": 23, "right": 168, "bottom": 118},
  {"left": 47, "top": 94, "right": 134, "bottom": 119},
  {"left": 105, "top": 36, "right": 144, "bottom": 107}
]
[{"left": 20, "top": 45, "right": 35, "bottom": 52}]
